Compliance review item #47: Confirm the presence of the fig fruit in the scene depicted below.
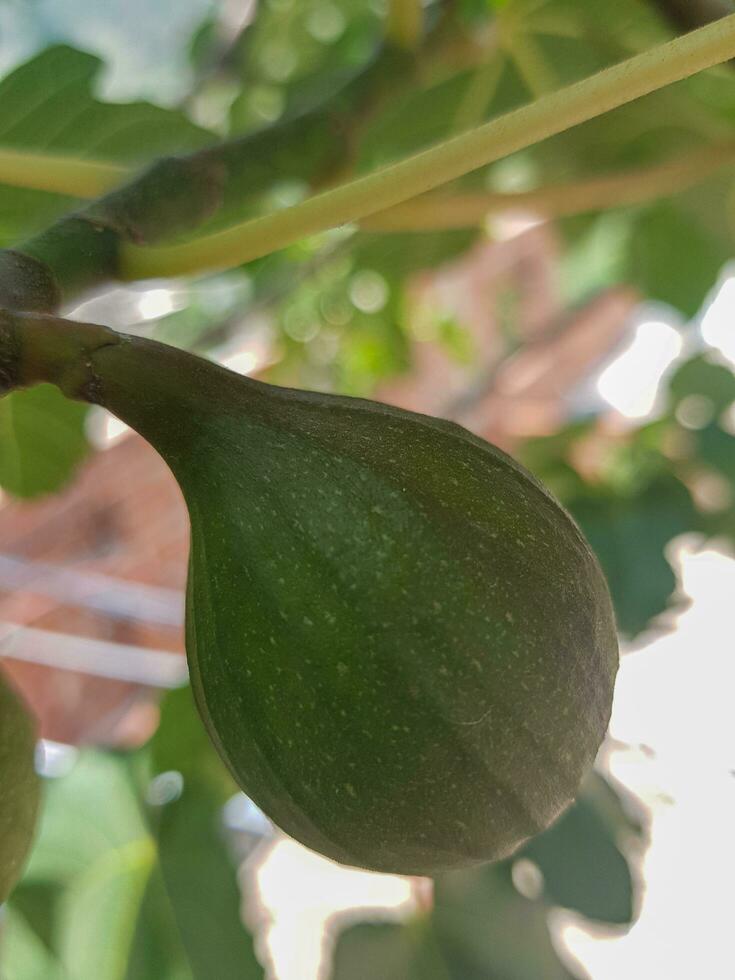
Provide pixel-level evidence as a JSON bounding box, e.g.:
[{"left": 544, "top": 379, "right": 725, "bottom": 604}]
[
  {"left": 0, "top": 670, "right": 40, "bottom": 902},
  {"left": 12, "top": 316, "right": 618, "bottom": 875}
]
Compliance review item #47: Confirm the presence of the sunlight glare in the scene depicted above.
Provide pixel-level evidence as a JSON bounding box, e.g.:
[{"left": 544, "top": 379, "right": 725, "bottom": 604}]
[
  {"left": 137, "top": 287, "right": 175, "bottom": 321},
  {"left": 700, "top": 275, "right": 735, "bottom": 364},
  {"left": 597, "top": 320, "right": 682, "bottom": 418}
]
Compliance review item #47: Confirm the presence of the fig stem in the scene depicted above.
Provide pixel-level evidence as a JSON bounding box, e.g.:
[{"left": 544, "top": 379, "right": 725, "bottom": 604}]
[{"left": 0, "top": 309, "right": 119, "bottom": 400}]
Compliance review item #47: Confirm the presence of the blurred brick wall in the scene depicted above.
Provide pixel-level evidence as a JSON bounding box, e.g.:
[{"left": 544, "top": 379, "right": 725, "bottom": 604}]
[{"left": 0, "top": 431, "right": 188, "bottom": 745}]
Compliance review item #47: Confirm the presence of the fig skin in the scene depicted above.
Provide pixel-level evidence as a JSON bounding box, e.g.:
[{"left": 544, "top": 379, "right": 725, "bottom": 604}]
[{"left": 15, "top": 318, "right": 619, "bottom": 875}]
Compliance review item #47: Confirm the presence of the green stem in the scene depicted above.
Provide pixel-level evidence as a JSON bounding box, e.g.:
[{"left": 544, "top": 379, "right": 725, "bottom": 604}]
[
  {"left": 0, "top": 309, "right": 118, "bottom": 398},
  {"left": 361, "top": 141, "right": 735, "bottom": 230},
  {"left": 0, "top": 148, "right": 128, "bottom": 198},
  {"left": 120, "top": 14, "right": 735, "bottom": 280}
]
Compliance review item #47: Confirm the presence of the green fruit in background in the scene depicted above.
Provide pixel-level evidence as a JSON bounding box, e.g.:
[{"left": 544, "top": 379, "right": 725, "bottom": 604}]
[
  {"left": 11, "top": 316, "right": 618, "bottom": 876},
  {"left": 0, "top": 670, "right": 40, "bottom": 902}
]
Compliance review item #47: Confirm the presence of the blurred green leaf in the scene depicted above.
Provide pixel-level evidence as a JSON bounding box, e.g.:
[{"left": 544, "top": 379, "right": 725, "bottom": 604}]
[
  {"left": 434, "top": 863, "right": 581, "bottom": 980},
  {"left": 696, "top": 421, "right": 735, "bottom": 483},
  {"left": 520, "top": 772, "right": 638, "bottom": 924},
  {"left": 0, "top": 46, "right": 211, "bottom": 160},
  {"left": 125, "top": 870, "right": 194, "bottom": 980},
  {"left": 148, "top": 688, "right": 265, "bottom": 980},
  {"left": 669, "top": 354, "right": 735, "bottom": 413},
  {"left": 6, "top": 880, "right": 61, "bottom": 955},
  {"left": 150, "top": 687, "right": 236, "bottom": 797},
  {"left": 0, "top": 384, "right": 89, "bottom": 498},
  {"left": 0, "top": 45, "right": 213, "bottom": 243},
  {"left": 331, "top": 919, "right": 451, "bottom": 980},
  {"left": 626, "top": 203, "right": 730, "bottom": 318},
  {"left": 5, "top": 752, "right": 156, "bottom": 980},
  {"left": 57, "top": 835, "right": 155, "bottom": 980},
  {"left": 666, "top": 353, "right": 735, "bottom": 544},
  {"left": 570, "top": 473, "right": 696, "bottom": 638},
  {"left": 3, "top": 743, "right": 263, "bottom": 980},
  {"left": 154, "top": 793, "right": 264, "bottom": 980},
  {"left": 354, "top": 230, "right": 477, "bottom": 281},
  {"left": 0, "top": 905, "right": 64, "bottom": 980},
  {"left": 559, "top": 211, "right": 633, "bottom": 305},
  {"left": 21, "top": 752, "right": 148, "bottom": 885}
]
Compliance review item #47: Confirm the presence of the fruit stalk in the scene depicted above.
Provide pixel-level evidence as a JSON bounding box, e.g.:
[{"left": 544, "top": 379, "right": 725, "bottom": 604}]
[{"left": 0, "top": 309, "right": 119, "bottom": 398}]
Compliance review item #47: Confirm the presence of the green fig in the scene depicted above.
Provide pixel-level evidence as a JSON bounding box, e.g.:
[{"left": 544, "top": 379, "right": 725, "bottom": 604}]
[
  {"left": 10, "top": 314, "right": 617, "bottom": 876},
  {"left": 0, "top": 670, "right": 40, "bottom": 902}
]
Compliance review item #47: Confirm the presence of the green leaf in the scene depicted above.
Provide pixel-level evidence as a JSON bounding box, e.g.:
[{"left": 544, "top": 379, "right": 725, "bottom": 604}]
[
  {"left": 148, "top": 688, "right": 265, "bottom": 980},
  {"left": 626, "top": 203, "right": 729, "bottom": 317},
  {"left": 5, "top": 741, "right": 262, "bottom": 980},
  {"left": 696, "top": 422, "right": 735, "bottom": 483},
  {"left": 666, "top": 353, "right": 735, "bottom": 543},
  {"left": 520, "top": 772, "right": 638, "bottom": 924},
  {"left": 669, "top": 354, "right": 735, "bottom": 413},
  {"left": 57, "top": 836, "right": 155, "bottom": 980},
  {"left": 4, "top": 752, "right": 156, "bottom": 980},
  {"left": 0, "top": 383, "right": 89, "bottom": 498},
  {"left": 434, "top": 864, "right": 581, "bottom": 980},
  {"left": 231, "top": 0, "right": 381, "bottom": 125},
  {"left": 331, "top": 920, "right": 451, "bottom": 980},
  {"left": 150, "top": 687, "right": 236, "bottom": 798},
  {"left": 0, "top": 45, "right": 213, "bottom": 243},
  {"left": 569, "top": 474, "right": 696, "bottom": 638},
  {"left": 125, "top": 870, "right": 194, "bottom": 980},
  {"left": 353, "top": 230, "right": 478, "bottom": 282},
  {"left": 5, "top": 880, "right": 62, "bottom": 958},
  {"left": 154, "top": 792, "right": 264, "bottom": 980},
  {"left": 559, "top": 211, "right": 634, "bottom": 305},
  {"left": 0, "top": 905, "right": 64, "bottom": 980},
  {"left": 0, "top": 45, "right": 211, "bottom": 160},
  {"left": 21, "top": 752, "right": 149, "bottom": 885}
]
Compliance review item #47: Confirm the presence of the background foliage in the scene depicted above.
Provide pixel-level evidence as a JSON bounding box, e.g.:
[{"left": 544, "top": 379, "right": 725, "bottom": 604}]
[{"left": 1, "top": 0, "right": 734, "bottom": 976}]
